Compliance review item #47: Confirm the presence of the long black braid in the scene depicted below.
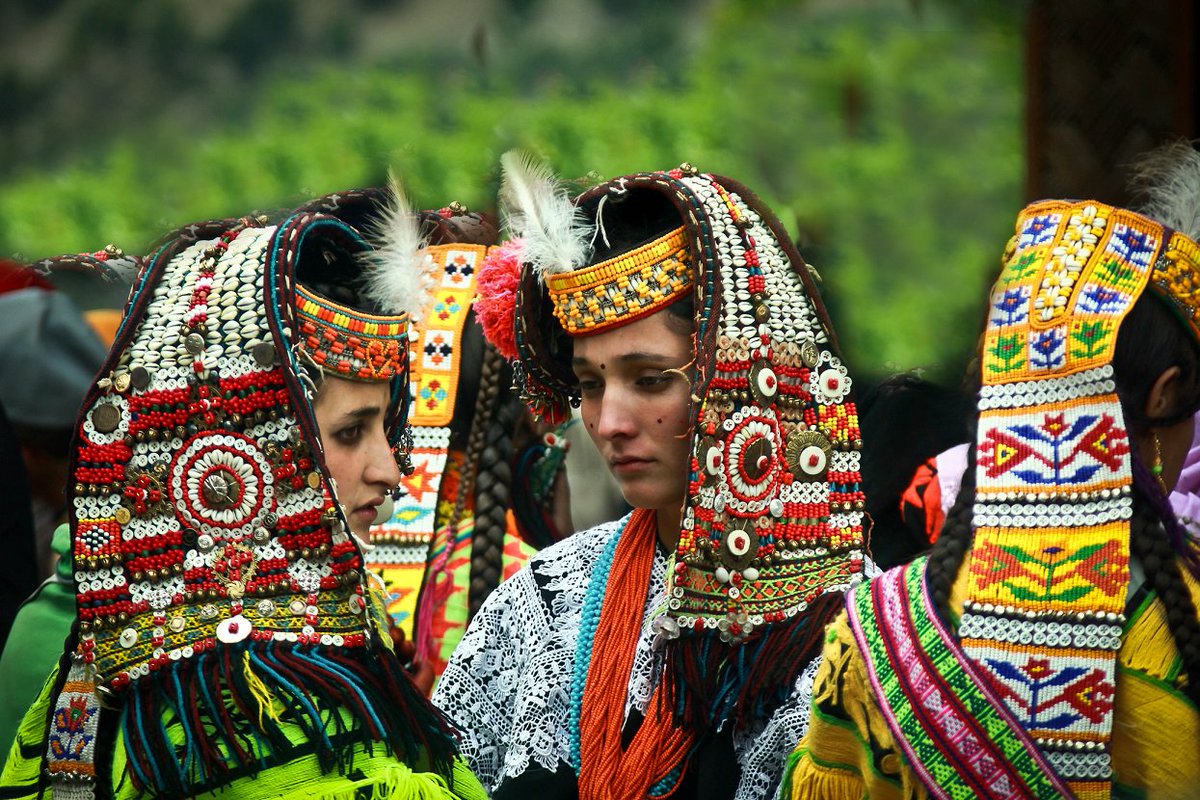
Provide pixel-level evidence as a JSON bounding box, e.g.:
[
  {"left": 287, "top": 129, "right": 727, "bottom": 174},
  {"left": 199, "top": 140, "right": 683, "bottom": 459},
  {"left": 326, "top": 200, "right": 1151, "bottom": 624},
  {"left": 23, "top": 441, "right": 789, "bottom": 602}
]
[
  {"left": 1129, "top": 453, "right": 1200, "bottom": 705},
  {"left": 468, "top": 359, "right": 519, "bottom": 619},
  {"left": 924, "top": 444, "right": 977, "bottom": 621}
]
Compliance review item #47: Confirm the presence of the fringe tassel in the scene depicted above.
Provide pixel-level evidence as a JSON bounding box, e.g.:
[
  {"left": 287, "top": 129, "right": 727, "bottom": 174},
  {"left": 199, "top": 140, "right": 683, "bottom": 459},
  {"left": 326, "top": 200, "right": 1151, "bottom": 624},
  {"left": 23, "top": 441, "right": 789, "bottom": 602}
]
[
  {"left": 116, "top": 641, "right": 458, "bottom": 797},
  {"left": 663, "top": 592, "right": 843, "bottom": 733},
  {"left": 414, "top": 521, "right": 467, "bottom": 665}
]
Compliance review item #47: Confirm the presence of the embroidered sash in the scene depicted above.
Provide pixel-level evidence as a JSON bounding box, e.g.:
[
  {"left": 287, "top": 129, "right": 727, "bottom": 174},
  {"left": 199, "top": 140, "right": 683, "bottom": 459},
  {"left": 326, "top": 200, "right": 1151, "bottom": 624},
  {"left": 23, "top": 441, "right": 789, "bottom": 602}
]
[{"left": 847, "top": 558, "right": 1074, "bottom": 800}]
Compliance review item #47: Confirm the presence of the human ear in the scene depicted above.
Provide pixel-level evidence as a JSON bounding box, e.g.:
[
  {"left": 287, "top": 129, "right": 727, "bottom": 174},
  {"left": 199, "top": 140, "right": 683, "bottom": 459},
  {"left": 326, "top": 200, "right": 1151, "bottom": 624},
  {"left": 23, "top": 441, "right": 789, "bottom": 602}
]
[{"left": 1144, "top": 365, "right": 1183, "bottom": 422}]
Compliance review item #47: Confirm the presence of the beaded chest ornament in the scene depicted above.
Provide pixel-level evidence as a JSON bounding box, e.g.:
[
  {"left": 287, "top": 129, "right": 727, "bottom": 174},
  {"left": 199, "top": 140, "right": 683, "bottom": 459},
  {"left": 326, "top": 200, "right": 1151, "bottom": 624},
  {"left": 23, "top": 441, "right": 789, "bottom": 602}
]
[
  {"left": 41, "top": 200, "right": 456, "bottom": 798},
  {"left": 963, "top": 200, "right": 1200, "bottom": 799},
  {"left": 494, "top": 157, "right": 866, "bottom": 735}
]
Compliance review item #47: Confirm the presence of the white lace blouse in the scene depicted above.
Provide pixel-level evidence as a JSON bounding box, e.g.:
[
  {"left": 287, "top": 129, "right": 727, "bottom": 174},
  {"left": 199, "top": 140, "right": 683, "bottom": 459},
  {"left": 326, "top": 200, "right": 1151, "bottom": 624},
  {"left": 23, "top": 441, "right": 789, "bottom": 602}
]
[{"left": 432, "top": 515, "right": 820, "bottom": 799}]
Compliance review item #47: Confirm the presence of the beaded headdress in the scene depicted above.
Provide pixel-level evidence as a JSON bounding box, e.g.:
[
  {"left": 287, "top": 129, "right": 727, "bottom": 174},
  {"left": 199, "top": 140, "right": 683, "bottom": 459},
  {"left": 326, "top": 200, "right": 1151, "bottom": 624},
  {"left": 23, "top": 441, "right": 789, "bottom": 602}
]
[
  {"left": 40, "top": 203, "right": 455, "bottom": 798},
  {"left": 294, "top": 190, "right": 563, "bottom": 679},
  {"left": 544, "top": 225, "right": 692, "bottom": 334},
  {"left": 962, "top": 199, "right": 1200, "bottom": 797},
  {"left": 493, "top": 159, "right": 866, "bottom": 728}
]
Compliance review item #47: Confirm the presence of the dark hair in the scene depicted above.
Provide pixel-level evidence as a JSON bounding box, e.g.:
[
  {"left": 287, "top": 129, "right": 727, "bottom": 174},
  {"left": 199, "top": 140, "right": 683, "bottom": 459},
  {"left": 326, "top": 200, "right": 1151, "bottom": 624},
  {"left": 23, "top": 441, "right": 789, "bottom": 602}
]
[
  {"left": 663, "top": 292, "right": 695, "bottom": 334},
  {"left": 925, "top": 290, "right": 1200, "bottom": 704},
  {"left": 857, "top": 374, "right": 973, "bottom": 570}
]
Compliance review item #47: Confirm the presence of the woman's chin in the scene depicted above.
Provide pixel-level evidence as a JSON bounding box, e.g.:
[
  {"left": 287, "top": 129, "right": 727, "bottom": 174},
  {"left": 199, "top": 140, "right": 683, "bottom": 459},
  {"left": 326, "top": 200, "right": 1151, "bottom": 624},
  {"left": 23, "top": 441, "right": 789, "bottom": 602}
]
[{"left": 617, "top": 482, "right": 680, "bottom": 516}]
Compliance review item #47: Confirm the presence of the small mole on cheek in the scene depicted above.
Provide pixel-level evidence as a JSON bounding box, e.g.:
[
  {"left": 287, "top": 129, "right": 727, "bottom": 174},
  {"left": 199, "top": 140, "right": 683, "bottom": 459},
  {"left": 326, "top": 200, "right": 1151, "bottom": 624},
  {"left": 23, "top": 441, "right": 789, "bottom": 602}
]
[
  {"left": 600, "top": 363, "right": 606, "bottom": 371},
  {"left": 657, "top": 418, "right": 663, "bottom": 424}
]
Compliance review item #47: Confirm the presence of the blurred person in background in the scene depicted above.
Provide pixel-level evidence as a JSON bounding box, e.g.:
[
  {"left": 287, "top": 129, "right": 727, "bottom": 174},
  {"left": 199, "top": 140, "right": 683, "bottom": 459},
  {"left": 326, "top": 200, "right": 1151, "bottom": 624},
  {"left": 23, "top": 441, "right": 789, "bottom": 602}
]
[{"left": 0, "top": 257, "right": 120, "bottom": 578}]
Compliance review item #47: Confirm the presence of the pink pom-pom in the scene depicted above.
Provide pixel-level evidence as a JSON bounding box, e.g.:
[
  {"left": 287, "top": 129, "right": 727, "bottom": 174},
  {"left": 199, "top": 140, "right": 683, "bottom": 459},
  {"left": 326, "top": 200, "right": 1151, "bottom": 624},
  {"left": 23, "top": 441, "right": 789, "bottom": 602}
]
[{"left": 475, "top": 238, "right": 524, "bottom": 360}]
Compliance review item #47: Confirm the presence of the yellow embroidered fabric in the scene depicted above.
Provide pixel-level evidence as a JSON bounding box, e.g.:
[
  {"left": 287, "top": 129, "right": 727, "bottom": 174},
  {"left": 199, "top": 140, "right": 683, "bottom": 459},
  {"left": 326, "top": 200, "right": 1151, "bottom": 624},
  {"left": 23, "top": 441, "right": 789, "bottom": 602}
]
[
  {"left": 0, "top": 666, "right": 488, "bottom": 800},
  {"left": 408, "top": 245, "right": 489, "bottom": 428},
  {"left": 781, "top": 563, "right": 1200, "bottom": 800},
  {"left": 544, "top": 226, "right": 691, "bottom": 334}
]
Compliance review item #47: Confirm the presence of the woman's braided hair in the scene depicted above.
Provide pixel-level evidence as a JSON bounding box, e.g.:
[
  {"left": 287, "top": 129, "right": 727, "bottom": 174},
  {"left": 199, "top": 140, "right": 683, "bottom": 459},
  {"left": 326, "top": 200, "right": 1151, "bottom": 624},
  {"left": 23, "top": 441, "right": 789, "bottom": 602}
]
[
  {"left": 1129, "top": 454, "right": 1200, "bottom": 705},
  {"left": 465, "top": 348, "right": 519, "bottom": 618}
]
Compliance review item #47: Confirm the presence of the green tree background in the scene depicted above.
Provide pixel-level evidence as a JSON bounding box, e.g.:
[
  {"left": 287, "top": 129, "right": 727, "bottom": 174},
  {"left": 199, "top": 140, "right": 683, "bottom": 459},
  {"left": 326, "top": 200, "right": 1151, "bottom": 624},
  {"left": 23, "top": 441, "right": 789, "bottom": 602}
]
[{"left": 0, "top": 0, "right": 1024, "bottom": 380}]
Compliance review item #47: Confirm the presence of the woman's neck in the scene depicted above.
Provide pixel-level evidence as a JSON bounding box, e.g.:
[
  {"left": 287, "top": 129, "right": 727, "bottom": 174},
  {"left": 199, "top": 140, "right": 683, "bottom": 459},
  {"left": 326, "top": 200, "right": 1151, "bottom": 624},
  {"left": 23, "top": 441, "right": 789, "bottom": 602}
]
[{"left": 655, "top": 505, "right": 681, "bottom": 552}]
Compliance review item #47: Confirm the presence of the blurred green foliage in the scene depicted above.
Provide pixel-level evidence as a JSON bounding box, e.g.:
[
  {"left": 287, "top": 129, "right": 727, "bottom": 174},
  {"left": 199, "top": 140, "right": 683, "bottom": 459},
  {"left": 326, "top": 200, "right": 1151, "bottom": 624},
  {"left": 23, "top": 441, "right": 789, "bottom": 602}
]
[{"left": 0, "top": 0, "right": 1022, "bottom": 379}]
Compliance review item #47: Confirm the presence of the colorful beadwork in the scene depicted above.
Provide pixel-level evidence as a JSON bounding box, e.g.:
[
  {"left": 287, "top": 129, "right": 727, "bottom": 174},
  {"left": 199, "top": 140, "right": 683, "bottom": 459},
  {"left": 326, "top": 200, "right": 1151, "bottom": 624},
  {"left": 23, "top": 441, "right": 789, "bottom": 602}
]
[
  {"left": 44, "top": 209, "right": 451, "bottom": 797},
  {"left": 295, "top": 284, "right": 409, "bottom": 381},
  {"left": 545, "top": 226, "right": 691, "bottom": 335},
  {"left": 848, "top": 559, "right": 1072, "bottom": 800},
  {"left": 408, "top": 245, "right": 487, "bottom": 427},
  {"left": 64, "top": 218, "right": 386, "bottom": 679},
  {"left": 369, "top": 244, "right": 483, "bottom": 636},
  {"left": 964, "top": 199, "right": 1200, "bottom": 798},
  {"left": 515, "top": 168, "right": 865, "bottom": 644}
]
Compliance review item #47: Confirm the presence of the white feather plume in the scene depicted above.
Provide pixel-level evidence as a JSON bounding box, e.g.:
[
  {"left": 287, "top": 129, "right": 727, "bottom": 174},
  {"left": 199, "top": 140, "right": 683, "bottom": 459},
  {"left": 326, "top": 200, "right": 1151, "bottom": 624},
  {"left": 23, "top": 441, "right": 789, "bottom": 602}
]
[
  {"left": 1131, "top": 141, "right": 1200, "bottom": 241},
  {"left": 360, "top": 174, "right": 436, "bottom": 317},
  {"left": 498, "top": 150, "right": 593, "bottom": 278}
]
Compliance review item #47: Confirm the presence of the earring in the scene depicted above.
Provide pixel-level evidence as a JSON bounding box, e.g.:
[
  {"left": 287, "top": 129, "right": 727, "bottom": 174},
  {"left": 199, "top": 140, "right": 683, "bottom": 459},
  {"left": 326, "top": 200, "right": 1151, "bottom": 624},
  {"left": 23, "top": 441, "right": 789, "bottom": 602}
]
[{"left": 1152, "top": 431, "right": 1168, "bottom": 495}]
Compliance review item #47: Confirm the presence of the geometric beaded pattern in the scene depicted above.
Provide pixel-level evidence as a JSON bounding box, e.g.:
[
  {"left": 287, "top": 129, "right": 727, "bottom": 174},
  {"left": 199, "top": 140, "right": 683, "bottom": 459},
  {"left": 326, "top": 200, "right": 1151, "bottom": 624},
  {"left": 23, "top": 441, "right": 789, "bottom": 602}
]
[
  {"left": 295, "top": 284, "right": 410, "bottom": 381},
  {"left": 658, "top": 172, "right": 864, "bottom": 642},
  {"left": 545, "top": 226, "right": 691, "bottom": 335},
  {"left": 408, "top": 245, "right": 487, "bottom": 427},
  {"left": 368, "top": 426, "right": 453, "bottom": 635},
  {"left": 66, "top": 220, "right": 380, "bottom": 690},
  {"left": 369, "top": 244, "right": 484, "bottom": 634},
  {"left": 963, "top": 200, "right": 1189, "bottom": 798}
]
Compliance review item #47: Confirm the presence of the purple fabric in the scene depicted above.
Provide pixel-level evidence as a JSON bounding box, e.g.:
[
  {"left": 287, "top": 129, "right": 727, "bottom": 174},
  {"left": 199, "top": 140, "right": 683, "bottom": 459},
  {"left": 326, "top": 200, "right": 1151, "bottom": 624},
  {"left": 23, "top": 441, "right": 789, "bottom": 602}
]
[
  {"left": 935, "top": 443, "right": 971, "bottom": 518},
  {"left": 1169, "top": 415, "right": 1200, "bottom": 533}
]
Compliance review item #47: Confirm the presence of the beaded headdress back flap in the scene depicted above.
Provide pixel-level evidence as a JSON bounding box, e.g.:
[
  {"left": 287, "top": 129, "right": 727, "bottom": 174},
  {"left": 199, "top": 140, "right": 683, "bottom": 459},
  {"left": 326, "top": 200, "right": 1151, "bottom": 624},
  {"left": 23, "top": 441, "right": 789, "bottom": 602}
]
[
  {"left": 964, "top": 200, "right": 1200, "bottom": 797},
  {"left": 45, "top": 210, "right": 452, "bottom": 797},
  {"left": 514, "top": 167, "right": 866, "bottom": 643}
]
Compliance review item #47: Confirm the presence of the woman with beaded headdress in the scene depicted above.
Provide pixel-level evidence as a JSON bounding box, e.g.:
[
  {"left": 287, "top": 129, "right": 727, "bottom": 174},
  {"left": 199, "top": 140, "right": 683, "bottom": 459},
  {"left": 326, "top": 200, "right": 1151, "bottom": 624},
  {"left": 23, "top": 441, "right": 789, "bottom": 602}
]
[
  {"left": 783, "top": 143, "right": 1200, "bottom": 799},
  {"left": 432, "top": 155, "right": 868, "bottom": 799},
  {"left": 292, "top": 188, "right": 573, "bottom": 690},
  {"left": 0, "top": 186, "right": 488, "bottom": 798}
]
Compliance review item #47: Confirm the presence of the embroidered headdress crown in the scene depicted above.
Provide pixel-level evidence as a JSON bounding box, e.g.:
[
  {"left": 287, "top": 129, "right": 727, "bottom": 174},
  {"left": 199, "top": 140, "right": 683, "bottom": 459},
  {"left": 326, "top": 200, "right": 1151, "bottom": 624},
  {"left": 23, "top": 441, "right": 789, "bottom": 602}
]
[{"left": 963, "top": 198, "right": 1200, "bottom": 797}]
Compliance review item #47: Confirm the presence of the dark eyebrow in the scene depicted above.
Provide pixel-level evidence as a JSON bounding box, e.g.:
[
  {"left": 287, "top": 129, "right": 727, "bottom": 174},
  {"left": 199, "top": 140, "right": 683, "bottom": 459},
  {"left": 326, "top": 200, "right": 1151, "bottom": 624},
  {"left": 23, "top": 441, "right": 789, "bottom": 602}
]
[
  {"left": 338, "top": 405, "right": 382, "bottom": 422},
  {"left": 571, "top": 352, "right": 678, "bottom": 366}
]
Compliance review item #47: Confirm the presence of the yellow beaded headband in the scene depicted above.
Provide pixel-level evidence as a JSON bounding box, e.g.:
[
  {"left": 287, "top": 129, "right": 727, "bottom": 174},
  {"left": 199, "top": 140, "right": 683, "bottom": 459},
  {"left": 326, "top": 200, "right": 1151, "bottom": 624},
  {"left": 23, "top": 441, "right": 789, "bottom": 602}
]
[{"left": 544, "top": 225, "right": 692, "bottom": 335}]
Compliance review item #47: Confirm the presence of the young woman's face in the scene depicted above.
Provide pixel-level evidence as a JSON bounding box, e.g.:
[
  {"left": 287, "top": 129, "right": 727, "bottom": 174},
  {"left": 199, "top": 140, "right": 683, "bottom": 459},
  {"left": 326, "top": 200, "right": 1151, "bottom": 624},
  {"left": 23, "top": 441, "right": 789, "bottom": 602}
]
[
  {"left": 312, "top": 377, "right": 400, "bottom": 537},
  {"left": 572, "top": 310, "right": 693, "bottom": 515}
]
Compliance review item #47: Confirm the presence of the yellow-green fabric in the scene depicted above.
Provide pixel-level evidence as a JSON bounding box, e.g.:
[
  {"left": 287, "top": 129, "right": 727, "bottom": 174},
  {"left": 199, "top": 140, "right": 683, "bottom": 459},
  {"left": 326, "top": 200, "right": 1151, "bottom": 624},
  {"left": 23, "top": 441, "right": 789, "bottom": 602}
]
[
  {"left": 0, "top": 524, "right": 73, "bottom": 773},
  {"left": 781, "top": 562, "right": 1200, "bottom": 800},
  {"left": 0, "top": 664, "right": 486, "bottom": 800}
]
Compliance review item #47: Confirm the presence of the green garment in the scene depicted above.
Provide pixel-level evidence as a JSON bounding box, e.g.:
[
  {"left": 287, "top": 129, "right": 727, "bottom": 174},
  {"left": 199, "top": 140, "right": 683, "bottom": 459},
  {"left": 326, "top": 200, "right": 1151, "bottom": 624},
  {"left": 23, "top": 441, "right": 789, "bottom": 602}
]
[{"left": 0, "top": 524, "right": 73, "bottom": 772}]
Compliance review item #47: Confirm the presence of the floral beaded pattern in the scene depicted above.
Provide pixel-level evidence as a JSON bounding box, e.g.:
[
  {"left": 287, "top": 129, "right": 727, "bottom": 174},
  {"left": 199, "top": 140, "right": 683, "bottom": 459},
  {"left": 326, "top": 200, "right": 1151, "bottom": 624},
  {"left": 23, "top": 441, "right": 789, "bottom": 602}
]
[{"left": 964, "top": 199, "right": 1200, "bottom": 798}]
